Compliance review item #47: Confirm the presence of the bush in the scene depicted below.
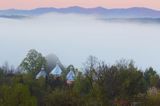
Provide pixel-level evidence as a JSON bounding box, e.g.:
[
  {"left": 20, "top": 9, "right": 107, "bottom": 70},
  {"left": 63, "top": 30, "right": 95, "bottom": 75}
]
[
  {"left": 0, "top": 83, "right": 37, "bottom": 106},
  {"left": 145, "top": 92, "right": 160, "bottom": 106},
  {"left": 44, "top": 88, "right": 85, "bottom": 106}
]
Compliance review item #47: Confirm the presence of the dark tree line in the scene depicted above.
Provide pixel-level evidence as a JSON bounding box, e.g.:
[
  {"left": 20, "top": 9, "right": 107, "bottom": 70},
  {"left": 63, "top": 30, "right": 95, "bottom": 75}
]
[{"left": 0, "top": 49, "right": 160, "bottom": 106}]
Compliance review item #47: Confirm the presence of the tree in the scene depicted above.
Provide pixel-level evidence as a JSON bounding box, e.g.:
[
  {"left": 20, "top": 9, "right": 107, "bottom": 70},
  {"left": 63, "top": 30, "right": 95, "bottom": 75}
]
[
  {"left": 95, "top": 59, "right": 147, "bottom": 105},
  {"left": 45, "top": 54, "right": 64, "bottom": 73},
  {"left": 44, "top": 88, "right": 85, "bottom": 106},
  {"left": 144, "top": 67, "right": 159, "bottom": 88},
  {"left": 0, "top": 83, "right": 37, "bottom": 106},
  {"left": 19, "top": 49, "right": 47, "bottom": 74},
  {"left": 83, "top": 56, "right": 99, "bottom": 90},
  {"left": 0, "top": 68, "right": 5, "bottom": 85},
  {"left": 84, "top": 55, "right": 98, "bottom": 70},
  {"left": 1, "top": 62, "right": 15, "bottom": 74}
]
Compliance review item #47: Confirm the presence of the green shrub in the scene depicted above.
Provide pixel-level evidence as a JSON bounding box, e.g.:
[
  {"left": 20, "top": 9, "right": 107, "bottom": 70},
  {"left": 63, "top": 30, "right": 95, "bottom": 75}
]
[{"left": 0, "top": 83, "right": 37, "bottom": 106}]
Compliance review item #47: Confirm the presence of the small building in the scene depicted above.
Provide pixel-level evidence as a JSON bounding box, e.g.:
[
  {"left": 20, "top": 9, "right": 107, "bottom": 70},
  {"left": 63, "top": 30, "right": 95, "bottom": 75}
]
[
  {"left": 36, "top": 68, "right": 47, "bottom": 79},
  {"left": 66, "top": 70, "right": 75, "bottom": 85},
  {"left": 50, "top": 64, "right": 62, "bottom": 77}
]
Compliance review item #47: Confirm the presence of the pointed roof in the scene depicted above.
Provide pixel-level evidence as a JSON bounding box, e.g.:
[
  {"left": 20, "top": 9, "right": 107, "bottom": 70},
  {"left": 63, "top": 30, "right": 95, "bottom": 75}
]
[
  {"left": 50, "top": 64, "right": 62, "bottom": 76},
  {"left": 66, "top": 70, "right": 75, "bottom": 81},
  {"left": 36, "top": 68, "right": 47, "bottom": 79}
]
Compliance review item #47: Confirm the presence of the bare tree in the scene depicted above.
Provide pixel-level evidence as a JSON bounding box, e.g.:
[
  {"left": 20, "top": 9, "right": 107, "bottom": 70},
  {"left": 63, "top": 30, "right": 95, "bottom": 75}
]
[{"left": 84, "top": 55, "right": 99, "bottom": 71}]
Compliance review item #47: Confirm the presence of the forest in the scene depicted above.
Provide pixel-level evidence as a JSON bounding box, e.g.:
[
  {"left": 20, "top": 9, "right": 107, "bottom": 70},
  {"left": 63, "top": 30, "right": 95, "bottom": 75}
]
[{"left": 0, "top": 49, "right": 160, "bottom": 106}]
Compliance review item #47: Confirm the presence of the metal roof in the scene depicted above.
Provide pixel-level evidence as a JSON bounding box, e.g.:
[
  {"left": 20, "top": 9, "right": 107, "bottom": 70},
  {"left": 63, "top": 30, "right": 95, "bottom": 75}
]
[
  {"left": 66, "top": 70, "right": 75, "bottom": 81},
  {"left": 50, "top": 64, "right": 62, "bottom": 76},
  {"left": 36, "top": 69, "right": 47, "bottom": 79}
]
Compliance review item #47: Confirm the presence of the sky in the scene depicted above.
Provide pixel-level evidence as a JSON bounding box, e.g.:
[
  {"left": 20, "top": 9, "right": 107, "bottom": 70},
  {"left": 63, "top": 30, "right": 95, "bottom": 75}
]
[{"left": 0, "top": 0, "right": 160, "bottom": 10}]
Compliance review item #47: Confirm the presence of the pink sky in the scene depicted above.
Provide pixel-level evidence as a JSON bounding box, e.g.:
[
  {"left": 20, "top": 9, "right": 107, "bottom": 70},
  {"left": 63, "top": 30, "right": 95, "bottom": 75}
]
[{"left": 0, "top": 0, "right": 160, "bottom": 10}]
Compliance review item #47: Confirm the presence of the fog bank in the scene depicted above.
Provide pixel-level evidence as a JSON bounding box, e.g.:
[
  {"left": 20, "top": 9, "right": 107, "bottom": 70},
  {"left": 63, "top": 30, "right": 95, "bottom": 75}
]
[{"left": 0, "top": 13, "right": 160, "bottom": 70}]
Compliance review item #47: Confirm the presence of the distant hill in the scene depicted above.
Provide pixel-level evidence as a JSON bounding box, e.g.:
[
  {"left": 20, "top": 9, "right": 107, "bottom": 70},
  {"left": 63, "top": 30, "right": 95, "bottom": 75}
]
[{"left": 0, "top": 6, "right": 160, "bottom": 19}]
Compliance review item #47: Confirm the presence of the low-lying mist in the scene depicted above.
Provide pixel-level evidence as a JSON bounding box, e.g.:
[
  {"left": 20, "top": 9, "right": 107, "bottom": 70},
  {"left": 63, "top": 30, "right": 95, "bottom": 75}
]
[{"left": 0, "top": 13, "right": 160, "bottom": 70}]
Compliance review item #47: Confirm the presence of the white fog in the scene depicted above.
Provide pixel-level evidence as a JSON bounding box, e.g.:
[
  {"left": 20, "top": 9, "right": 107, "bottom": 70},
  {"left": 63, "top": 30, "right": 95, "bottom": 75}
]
[{"left": 0, "top": 13, "right": 160, "bottom": 71}]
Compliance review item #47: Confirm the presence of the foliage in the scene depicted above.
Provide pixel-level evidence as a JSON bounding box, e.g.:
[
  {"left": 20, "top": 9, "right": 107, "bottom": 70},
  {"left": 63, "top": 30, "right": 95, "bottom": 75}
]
[
  {"left": 0, "top": 53, "right": 160, "bottom": 106},
  {"left": 44, "top": 88, "right": 85, "bottom": 106},
  {"left": 19, "top": 49, "right": 47, "bottom": 74},
  {"left": 145, "top": 92, "right": 160, "bottom": 106},
  {"left": 0, "top": 83, "right": 37, "bottom": 106},
  {"left": 144, "top": 67, "right": 159, "bottom": 87}
]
